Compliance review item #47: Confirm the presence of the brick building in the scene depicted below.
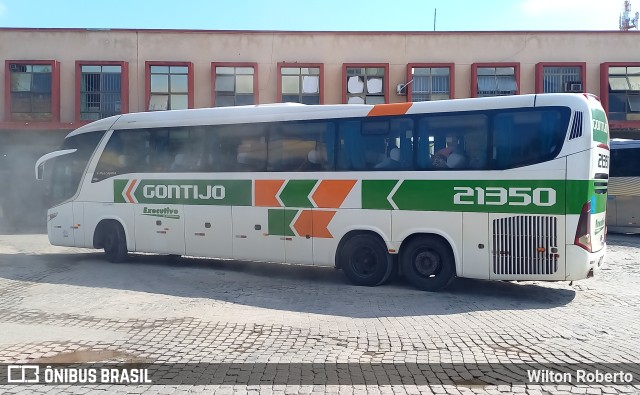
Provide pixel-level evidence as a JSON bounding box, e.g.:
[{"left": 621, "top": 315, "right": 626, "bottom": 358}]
[{"left": 1, "top": 28, "right": 639, "bottom": 230}]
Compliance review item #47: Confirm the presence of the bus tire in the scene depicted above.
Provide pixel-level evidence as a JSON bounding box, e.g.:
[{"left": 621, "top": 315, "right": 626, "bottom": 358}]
[
  {"left": 340, "top": 234, "right": 392, "bottom": 286},
  {"left": 103, "top": 221, "right": 129, "bottom": 263},
  {"left": 401, "top": 236, "right": 456, "bottom": 292}
]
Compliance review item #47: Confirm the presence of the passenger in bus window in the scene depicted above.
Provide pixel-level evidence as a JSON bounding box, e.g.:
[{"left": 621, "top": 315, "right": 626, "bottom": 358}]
[
  {"left": 446, "top": 152, "right": 467, "bottom": 169},
  {"left": 170, "top": 153, "right": 189, "bottom": 171},
  {"left": 298, "top": 150, "right": 323, "bottom": 171},
  {"left": 432, "top": 139, "right": 466, "bottom": 169},
  {"left": 375, "top": 147, "right": 401, "bottom": 169}
]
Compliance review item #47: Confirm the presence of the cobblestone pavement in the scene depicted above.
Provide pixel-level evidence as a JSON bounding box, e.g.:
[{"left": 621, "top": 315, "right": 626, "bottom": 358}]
[{"left": 0, "top": 234, "right": 639, "bottom": 394}]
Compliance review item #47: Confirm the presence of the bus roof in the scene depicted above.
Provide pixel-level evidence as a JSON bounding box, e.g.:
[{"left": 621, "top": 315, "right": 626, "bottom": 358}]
[
  {"left": 65, "top": 93, "right": 591, "bottom": 138},
  {"left": 611, "top": 138, "right": 640, "bottom": 150}
]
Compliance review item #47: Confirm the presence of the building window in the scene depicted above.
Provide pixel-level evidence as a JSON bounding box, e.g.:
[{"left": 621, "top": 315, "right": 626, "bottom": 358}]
[
  {"left": 147, "top": 62, "right": 193, "bottom": 111},
  {"left": 213, "top": 63, "right": 257, "bottom": 107},
  {"left": 278, "top": 64, "right": 322, "bottom": 104},
  {"left": 606, "top": 66, "right": 640, "bottom": 121},
  {"left": 344, "top": 64, "right": 388, "bottom": 104},
  {"left": 6, "top": 61, "right": 59, "bottom": 122},
  {"left": 407, "top": 64, "right": 453, "bottom": 102},
  {"left": 77, "top": 62, "right": 128, "bottom": 121},
  {"left": 536, "top": 63, "right": 585, "bottom": 93},
  {"left": 472, "top": 64, "right": 519, "bottom": 98}
]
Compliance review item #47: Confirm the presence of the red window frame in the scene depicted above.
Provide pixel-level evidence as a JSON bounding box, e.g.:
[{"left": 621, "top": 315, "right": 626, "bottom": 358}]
[
  {"left": 406, "top": 63, "right": 455, "bottom": 102},
  {"left": 471, "top": 62, "right": 520, "bottom": 98},
  {"left": 342, "top": 63, "right": 389, "bottom": 104},
  {"left": 277, "top": 63, "right": 324, "bottom": 104},
  {"left": 600, "top": 62, "right": 640, "bottom": 130},
  {"left": 145, "top": 61, "right": 194, "bottom": 111},
  {"left": 211, "top": 62, "right": 259, "bottom": 107},
  {"left": 535, "top": 62, "right": 586, "bottom": 93},
  {"left": 75, "top": 60, "right": 129, "bottom": 124},
  {"left": 4, "top": 60, "right": 60, "bottom": 123}
]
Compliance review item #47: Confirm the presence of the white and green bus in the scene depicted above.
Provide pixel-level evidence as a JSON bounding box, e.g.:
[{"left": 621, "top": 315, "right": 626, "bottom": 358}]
[{"left": 35, "top": 93, "right": 609, "bottom": 291}]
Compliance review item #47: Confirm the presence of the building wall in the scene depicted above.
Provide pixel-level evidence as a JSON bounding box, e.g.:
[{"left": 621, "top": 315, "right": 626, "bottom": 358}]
[
  {"left": 1, "top": 28, "right": 639, "bottom": 233},
  {"left": 1, "top": 29, "right": 640, "bottom": 126}
]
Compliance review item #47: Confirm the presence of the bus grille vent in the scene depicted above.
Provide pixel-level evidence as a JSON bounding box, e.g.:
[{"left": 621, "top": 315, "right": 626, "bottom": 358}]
[
  {"left": 569, "top": 111, "right": 583, "bottom": 140},
  {"left": 492, "top": 216, "right": 558, "bottom": 275}
]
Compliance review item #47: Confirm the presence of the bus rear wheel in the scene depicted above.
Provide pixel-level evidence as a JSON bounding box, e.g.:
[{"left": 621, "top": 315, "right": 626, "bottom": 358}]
[
  {"left": 103, "top": 221, "right": 128, "bottom": 263},
  {"left": 340, "top": 234, "right": 392, "bottom": 286},
  {"left": 401, "top": 236, "right": 455, "bottom": 292}
]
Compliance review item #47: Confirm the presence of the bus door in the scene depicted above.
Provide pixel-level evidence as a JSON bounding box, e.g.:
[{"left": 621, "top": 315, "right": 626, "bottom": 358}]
[
  {"left": 232, "top": 206, "right": 285, "bottom": 262},
  {"left": 134, "top": 203, "right": 185, "bottom": 255},
  {"left": 184, "top": 206, "right": 232, "bottom": 258}
]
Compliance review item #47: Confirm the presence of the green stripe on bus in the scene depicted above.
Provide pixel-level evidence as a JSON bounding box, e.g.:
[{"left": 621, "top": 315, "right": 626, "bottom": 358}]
[
  {"left": 363, "top": 179, "right": 602, "bottom": 215},
  {"left": 114, "top": 179, "right": 252, "bottom": 205},
  {"left": 591, "top": 108, "right": 609, "bottom": 144},
  {"left": 113, "top": 178, "right": 605, "bottom": 215},
  {"left": 268, "top": 208, "right": 297, "bottom": 236},
  {"left": 113, "top": 179, "right": 128, "bottom": 203},
  {"left": 566, "top": 179, "right": 607, "bottom": 214},
  {"left": 361, "top": 180, "right": 397, "bottom": 210},
  {"left": 279, "top": 180, "right": 317, "bottom": 208}
]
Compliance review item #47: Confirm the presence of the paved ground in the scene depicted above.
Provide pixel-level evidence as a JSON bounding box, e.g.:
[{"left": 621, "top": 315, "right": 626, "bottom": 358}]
[{"left": 0, "top": 233, "right": 639, "bottom": 394}]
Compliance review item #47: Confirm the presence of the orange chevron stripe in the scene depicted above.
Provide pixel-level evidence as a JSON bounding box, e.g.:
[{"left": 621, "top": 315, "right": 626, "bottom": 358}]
[
  {"left": 255, "top": 180, "right": 284, "bottom": 207},
  {"left": 367, "top": 102, "right": 412, "bottom": 117},
  {"left": 311, "top": 210, "right": 336, "bottom": 238},
  {"left": 312, "top": 179, "right": 356, "bottom": 208},
  {"left": 126, "top": 179, "right": 138, "bottom": 203},
  {"left": 293, "top": 210, "right": 313, "bottom": 237},
  {"left": 293, "top": 210, "right": 336, "bottom": 239}
]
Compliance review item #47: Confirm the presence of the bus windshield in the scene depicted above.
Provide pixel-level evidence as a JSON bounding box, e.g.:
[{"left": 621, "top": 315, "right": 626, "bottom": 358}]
[{"left": 49, "top": 131, "right": 105, "bottom": 207}]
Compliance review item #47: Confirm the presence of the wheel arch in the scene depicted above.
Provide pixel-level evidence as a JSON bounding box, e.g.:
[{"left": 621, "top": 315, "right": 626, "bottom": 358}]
[
  {"left": 334, "top": 228, "right": 389, "bottom": 269},
  {"left": 92, "top": 217, "right": 132, "bottom": 250},
  {"left": 398, "top": 231, "right": 460, "bottom": 276}
]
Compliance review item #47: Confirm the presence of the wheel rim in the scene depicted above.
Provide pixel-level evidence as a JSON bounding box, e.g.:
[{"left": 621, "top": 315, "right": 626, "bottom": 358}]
[
  {"left": 413, "top": 249, "right": 441, "bottom": 278},
  {"left": 349, "top": 246, "right": 379, "bottom": 278}
]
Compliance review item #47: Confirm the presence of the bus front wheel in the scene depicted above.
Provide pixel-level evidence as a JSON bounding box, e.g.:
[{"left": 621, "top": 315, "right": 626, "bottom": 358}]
[
  {"left": 103, "top": 221, "right": 129, "bottom": 263},
  {"left": 340, "top": 234, "right": 392, "bottom": 286},
  {"left": 401, "top": 236, "right": 456, "bottom": 292}
]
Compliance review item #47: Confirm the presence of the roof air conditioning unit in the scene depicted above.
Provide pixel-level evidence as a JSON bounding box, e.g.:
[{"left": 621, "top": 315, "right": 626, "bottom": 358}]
[{"left": 565, "top": 82, "right": 583, "bottom": 93}]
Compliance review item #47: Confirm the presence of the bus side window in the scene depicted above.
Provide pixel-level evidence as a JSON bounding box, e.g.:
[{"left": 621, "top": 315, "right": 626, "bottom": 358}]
[
  {"left": 267, "top": 121, "right": 334, "bottom": 172},
  {"left": 416, "top": 119, "right": 433, "bottom": 170},
  {"left": 492, "top": 109, "right": 568, "bottom": 169},
  {"left": 338, "top": 118, "right": 413, "bottom": 171},
  {"left": 417, "top": 113, "right": 487, "bottom": 170},
  {"left": 337, "top": 120, "right": 365, "bottom": 170},
  {"left": 213, "top": 124, "right": 267, "bottom": 172}
]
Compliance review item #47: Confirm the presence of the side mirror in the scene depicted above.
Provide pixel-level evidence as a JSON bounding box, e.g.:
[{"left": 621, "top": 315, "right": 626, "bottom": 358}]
[
  {"left": 36, "top": 162, "right": 44, "bottom": 180},
  {"left": 35, "top": 148, "right": 77, "bottom": 181}
]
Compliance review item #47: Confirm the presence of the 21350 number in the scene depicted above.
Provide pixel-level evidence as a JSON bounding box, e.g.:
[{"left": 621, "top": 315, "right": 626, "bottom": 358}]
[{"left": 453, "top": 186, "right": 556, "bottom": 207}]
